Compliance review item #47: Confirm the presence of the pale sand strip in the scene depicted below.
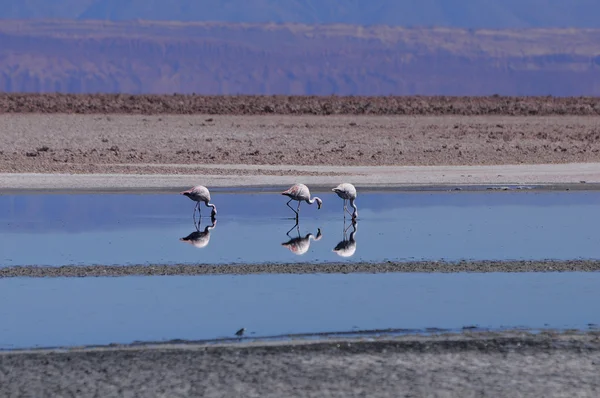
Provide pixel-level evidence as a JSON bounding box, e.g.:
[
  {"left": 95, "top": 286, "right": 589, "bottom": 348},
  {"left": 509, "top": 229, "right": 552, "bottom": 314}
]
[{"left": 2, "top": 162, "right": 600, "bottom": 191}]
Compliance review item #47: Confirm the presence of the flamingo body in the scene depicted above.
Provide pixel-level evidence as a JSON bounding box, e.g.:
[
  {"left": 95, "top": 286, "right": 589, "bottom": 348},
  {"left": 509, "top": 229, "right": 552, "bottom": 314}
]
[
  {"left": 332, "top": 183, "right": 358, "bottom": 219},
  {"left": 181, "top": 185, "right": 217, "bottom": 217}
]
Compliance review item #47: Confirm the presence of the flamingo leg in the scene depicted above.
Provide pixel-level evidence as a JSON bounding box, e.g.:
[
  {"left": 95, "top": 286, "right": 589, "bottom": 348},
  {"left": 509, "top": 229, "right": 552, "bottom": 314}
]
[
  {"left": 344, "top": 201, "right": 354, "bottom": 217},
  {"left": 296, "top": 201, "right": 301, "bottom": 213},
  {"left": 344, "top": 220, "right": 354, "bottom": 234},
  {"left": 286, "top": 218, "right": 300, "bottom": 236},
  {"left": 286, "top": 198, "right": 299, "bottom": 218},
  {"left": 192, "top": 202, "right": 200, "bottom": 229}
]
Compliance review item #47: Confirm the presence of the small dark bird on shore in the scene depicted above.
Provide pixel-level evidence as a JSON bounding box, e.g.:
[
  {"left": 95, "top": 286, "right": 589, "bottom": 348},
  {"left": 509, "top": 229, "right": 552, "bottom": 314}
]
[{"left": 235, "top": 328, "right": 246, "bottom": 337}]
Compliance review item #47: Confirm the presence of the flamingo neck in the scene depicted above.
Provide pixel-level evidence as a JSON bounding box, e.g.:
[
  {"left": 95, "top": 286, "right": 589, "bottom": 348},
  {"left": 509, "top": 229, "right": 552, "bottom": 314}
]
[
  {"left": 312, "top": 228, "right": 323, "bottom": 241},
  {"left": 206, "top": 202, "right": 217, "bottom": 214},
  {"left": 206, "top": 222, "right": 216, "bottom": 232},
  {"left": 307, "top": 196, "right": 322, "bottom": 205},
  {"left": 350, "top": 224, "right": 357, "bottom": 241},
  {"left": 349, "top": 198, "right": 358, "bottom": 218}
]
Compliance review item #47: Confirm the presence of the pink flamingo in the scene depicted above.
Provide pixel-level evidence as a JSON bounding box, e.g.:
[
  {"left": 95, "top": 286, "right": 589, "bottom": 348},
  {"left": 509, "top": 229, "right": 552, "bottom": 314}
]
[
  {"left": 180, "top": 185, "right": 217, "bottom": 218},
  {"left": 281, "top": 183, "right": 322, "bottom": 218},
  {"left": 332, "top": 183, "right": 358, "bottom": 219}
]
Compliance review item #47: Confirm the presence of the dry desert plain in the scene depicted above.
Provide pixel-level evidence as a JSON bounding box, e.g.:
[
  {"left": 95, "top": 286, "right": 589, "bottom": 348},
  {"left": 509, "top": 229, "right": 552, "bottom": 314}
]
[{"left": 2, "top": 95, "right": 600, "bottom": 397}]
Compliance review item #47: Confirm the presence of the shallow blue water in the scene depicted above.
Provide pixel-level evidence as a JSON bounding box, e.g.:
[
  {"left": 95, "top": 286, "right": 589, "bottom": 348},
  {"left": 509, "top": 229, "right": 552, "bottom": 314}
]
[
  {"left": 1, "top": 190, "right": 600, "bottom": 266},
  {"left": 0, "top": 272, "right": 598, "bottom": 349}
]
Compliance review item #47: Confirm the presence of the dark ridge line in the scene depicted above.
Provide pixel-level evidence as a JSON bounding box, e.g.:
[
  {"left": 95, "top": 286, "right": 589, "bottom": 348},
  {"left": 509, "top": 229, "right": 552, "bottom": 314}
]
[
  {"left": 2, "top": 260, "right": 600, "bottom": 278},
  {"left": 2, "top": 94, "right": 600, "bottom": 115}
]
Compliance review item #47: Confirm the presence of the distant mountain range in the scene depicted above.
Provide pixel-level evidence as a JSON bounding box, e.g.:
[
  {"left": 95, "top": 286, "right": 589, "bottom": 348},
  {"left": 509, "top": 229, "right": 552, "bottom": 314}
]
[
  {"left": 1, "top": 20, "right": 599, "bottom": 96},
  {"left": 2, "top": 0, "right": 600, "bottom": 28}
]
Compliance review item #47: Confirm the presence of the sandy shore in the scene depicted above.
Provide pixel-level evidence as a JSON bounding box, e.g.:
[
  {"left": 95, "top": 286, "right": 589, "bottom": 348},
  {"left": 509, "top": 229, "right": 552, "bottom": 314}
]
[
  {"left": 1, "top": 331, "right": 599, "bottom": 397},
  {"left": 3, "top": 163, "right": 600, "bottom": 191}
]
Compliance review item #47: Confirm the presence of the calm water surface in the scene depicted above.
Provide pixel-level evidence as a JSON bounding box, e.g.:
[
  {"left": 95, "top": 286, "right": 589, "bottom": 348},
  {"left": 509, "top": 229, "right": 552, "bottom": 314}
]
[
  {"left": 2, "top": 190, "right": 600, "bottom": 266},
  {"left": 0, "top": 272, "right": 598, "bottom": 349}
]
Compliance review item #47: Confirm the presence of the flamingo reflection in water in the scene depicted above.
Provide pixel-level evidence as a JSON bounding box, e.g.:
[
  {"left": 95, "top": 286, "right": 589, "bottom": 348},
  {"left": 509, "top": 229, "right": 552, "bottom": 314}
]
[
  {"left": 179, "top": 217, "right": 217, "bottom": 249},
  {"left": 281, "top": 220, "right": 323, "bottom": 256},
  {"left": 333, "top": 219, "right": 358, "bottom": 258}
]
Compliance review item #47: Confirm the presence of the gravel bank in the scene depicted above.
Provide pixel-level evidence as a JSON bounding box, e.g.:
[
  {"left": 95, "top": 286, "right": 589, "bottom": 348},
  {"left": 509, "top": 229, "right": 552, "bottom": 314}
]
[
  {"left": 3, "top": 260, "right": 600, "bottom": 278},
  {"left": 1, "top": 331, "right": 599, "bottom": 397}
]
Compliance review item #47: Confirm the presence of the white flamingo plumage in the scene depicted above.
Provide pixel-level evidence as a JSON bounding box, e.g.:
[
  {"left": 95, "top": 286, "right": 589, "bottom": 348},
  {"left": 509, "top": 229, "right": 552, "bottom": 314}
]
[
  {"left": 332, "top": 183, "right": 358, "bottom": 219},
  {"left": 181, "top": 185, "right": 217, "bottom": 218},
  {"left": 281, "top": 183, "right": 322, "bottom": 218}
]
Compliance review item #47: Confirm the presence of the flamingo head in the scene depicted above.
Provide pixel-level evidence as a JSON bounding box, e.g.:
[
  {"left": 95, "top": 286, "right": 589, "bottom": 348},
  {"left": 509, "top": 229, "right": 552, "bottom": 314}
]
[{"left": 315, "top": 197, "right": 323, "bottom": 209}]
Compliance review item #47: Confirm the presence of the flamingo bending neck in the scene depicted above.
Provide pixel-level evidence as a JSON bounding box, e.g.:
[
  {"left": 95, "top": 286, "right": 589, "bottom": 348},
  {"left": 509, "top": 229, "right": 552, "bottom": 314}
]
[
  {"left": 349, "top": 198, "right": 358, "bottom": 218},
  {"left": 306, "top": 196, "right": 323, "bottom": 209},
  {"left": 206, "top": 201, "right": 217, "bottom": 216}
]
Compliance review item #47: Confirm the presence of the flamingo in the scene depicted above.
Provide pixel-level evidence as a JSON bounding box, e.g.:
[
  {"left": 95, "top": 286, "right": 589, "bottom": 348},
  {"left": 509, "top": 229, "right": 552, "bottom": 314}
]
[
  {"left": 179, "top": 218, "right": 217, "bottom": 249},
  {"left": 333, "top": 219, "right": 358, "bottom": 258},
  {"left": 181, "top": 185, "right": 217, "bottom": 219},
  {"left": 332, "top": 183, "right": 358, "bottom": 219},
  {"left": 281, "top": 183, "right": 322, "bottom": 218},
  {"left": 282, "top": 223, "right": 323, "bottom": 256}
]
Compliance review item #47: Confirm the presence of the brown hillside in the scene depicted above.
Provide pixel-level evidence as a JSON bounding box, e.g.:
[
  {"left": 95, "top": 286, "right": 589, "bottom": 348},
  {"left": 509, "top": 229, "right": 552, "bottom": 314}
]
[{"left": 1, "top": 20, "right": 600, "bottom": 96}]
